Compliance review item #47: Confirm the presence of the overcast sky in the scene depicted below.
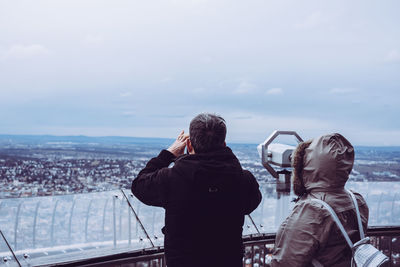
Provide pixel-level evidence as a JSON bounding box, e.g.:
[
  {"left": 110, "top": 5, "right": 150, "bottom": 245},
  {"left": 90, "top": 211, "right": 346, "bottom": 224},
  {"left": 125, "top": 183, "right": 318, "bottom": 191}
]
[{"left": 1, "top": 0, "right": 399, "bottom": 145}]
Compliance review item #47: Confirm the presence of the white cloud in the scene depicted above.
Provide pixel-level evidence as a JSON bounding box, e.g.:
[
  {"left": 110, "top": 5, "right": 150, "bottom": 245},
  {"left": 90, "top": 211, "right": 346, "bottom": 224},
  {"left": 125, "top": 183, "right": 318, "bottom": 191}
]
[
  {"left": 266, "top": 88, "right": 283, "bottom": 95},
  {"left": 294, "top": 11, "right": 323, "bottom": 30},
  {"left": 345, "top": 129, "right": 400, "bottom": 146},
  {"left": 226, "top": 112, "right": 334, "bottom": 143},
  {"left": 83, "top": 34, "right": 105, "bottom": 46},
  {"left": 329, "top": 88, "right": 358, "bottom": 94},
  {"left": 234, "top": 81, "right": 257, "bottom": 94},
  {"left": 1, "top": 44, "right": 50, "bottom": 59},
  {"left": 385, "top": 49, "right": 400, "bottom": 63}
]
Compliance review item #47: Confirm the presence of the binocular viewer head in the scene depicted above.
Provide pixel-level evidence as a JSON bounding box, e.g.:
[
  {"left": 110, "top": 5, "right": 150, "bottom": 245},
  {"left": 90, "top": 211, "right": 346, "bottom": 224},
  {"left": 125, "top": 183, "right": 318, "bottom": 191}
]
[
  {"left": 258, "top": 130, "right": 303, "bottom": 178},
  {"left": 257, "top": 143, "right": 295, "bottom": 168}
]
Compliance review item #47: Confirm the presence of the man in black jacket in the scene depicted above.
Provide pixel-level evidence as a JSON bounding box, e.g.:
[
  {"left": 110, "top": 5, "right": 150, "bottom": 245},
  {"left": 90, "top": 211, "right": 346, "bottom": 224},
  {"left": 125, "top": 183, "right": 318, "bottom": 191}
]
[{"left": 131, "top": 113, "right": 262, "bottom": 267}]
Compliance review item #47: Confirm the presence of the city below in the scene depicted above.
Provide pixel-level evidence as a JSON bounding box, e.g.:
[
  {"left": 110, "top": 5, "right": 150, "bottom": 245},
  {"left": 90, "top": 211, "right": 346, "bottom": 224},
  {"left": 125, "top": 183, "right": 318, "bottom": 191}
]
[{"left": 1, "top": 134, "right": 400, "bottom": 199}]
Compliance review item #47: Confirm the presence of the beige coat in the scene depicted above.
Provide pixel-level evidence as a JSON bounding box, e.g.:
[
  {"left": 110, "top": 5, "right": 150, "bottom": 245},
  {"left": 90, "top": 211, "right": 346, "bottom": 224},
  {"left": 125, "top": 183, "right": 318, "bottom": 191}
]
[{"left": 271, "top": 133, "right": 369, "bottom": 267}]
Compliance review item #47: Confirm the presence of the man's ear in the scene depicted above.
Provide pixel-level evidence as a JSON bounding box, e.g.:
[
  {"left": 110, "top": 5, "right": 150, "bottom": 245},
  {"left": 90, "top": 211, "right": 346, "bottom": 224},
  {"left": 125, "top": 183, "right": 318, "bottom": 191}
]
[{"left": 186, "top": 139, "right": 195, "bottom": 154}]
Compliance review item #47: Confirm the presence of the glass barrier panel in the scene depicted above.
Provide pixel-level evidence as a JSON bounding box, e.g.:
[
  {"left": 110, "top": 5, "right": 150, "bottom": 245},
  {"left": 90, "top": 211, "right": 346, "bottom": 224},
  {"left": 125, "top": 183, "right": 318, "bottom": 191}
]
[
  {"left": 249, "top": 181, "right": 400, "bottom": 234},
  {"left": 0, "top": 190, "right": 154, "bottom": 266},
  {"left": 0, "top": 181, "right": 399, "bottom": 265},
  {"left": 346, "top": 182, "right": 400, "bottom": 226}
]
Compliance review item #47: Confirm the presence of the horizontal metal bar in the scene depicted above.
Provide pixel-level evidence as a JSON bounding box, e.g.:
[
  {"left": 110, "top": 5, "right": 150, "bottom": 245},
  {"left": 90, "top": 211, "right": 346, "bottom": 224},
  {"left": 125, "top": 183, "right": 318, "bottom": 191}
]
[
  {"left": 45, "top": 226, "right": 400, "bottom": 267},
  {"left": 53, "top": 247, "right": 165, "bottom": 267},
  {"left": 366, "top": 225, "right": 400, "bottom": 236}
]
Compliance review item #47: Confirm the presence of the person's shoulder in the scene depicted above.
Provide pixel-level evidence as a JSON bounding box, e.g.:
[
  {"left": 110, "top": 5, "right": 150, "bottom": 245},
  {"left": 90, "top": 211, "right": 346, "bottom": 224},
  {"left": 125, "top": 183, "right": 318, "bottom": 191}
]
[
  {"left": 349, "top": 190, "right": 368, "bottom": 208},
  {"left": 293, "top": 197, "right": 332, "bottom": 219}
]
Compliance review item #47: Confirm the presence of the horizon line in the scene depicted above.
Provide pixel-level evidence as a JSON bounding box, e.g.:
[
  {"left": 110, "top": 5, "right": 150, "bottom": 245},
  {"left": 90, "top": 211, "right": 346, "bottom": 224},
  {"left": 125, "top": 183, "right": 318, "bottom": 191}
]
[{"left": 1, "top": 133, "right": 399, "bottom": 148}]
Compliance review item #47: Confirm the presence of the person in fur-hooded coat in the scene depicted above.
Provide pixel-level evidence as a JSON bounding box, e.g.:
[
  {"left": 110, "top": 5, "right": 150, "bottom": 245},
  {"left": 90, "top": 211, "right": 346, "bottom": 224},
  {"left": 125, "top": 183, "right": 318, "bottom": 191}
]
[{"left": 271, "top": 133, "right": 369, "bottom": 267}]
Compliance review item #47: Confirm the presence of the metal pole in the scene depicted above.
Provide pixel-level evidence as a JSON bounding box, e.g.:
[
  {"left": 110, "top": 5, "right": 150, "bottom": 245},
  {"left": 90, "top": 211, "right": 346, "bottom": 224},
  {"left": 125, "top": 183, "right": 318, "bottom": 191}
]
[
  {"left": 247, "top": 214, "right": 260, "bottom": 234},
  {"left": 121, "top": 189, "right": 154, "bottom": 247}
]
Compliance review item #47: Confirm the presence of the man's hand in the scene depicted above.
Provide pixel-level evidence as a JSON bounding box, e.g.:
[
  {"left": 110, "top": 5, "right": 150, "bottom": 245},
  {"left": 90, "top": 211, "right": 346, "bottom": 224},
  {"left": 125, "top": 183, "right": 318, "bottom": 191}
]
[{"left": 167, "top": 130, "right": 189, "bottom": 157}]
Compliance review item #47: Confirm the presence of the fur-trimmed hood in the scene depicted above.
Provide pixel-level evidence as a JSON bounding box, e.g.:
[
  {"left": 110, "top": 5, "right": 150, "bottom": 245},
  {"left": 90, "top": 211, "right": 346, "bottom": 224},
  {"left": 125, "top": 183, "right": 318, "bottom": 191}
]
[
  {"left": 292, "top": 133, "right": 354, "bottom": 195},
  {"left": 272, "top": 134, "right": 368, "bottom": 267}
]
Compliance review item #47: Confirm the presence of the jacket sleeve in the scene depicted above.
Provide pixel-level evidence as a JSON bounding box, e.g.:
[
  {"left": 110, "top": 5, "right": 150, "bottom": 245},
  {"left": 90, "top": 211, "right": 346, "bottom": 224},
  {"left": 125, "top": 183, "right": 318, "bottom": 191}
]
[
  {"left": 241, "top": 170, "right": 262, "bottom": 215},
  {"left": 131, "top": 149, "right": 175, "bottom": 207},
  {"left": 271, "top": 201, "right": 334, "bottom": 267}
]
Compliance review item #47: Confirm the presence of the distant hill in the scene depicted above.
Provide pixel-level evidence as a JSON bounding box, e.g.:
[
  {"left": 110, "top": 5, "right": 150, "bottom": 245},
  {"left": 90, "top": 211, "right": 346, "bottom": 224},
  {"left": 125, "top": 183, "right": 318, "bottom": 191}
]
[{"left": 0, "top": 134, "right": 175, "bottom": 146}]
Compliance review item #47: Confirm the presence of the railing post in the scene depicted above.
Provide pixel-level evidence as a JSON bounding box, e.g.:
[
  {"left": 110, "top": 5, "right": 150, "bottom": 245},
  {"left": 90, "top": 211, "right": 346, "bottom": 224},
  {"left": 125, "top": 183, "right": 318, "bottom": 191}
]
[
  {"left": 33, "top": 201, "right": 41, "bottom": 249},
  {"left": 377, "top": 193, "right": 383, "bottom": 221},
  {"left": 389, "top": 234, "right": 393, "bottom": 267},
  {"left": 102, "top": 199, "right": 109, "bottom": 241},
  {"left": 152, "top": 209, "right": 155, "bottom": 236},
  {"left": 128, "top": 201, "right": 132, "bottom": 245},
  {"left": 136, "top": 201, "right": 141, "bottom": 236},
  {"left": 51, "top": 200, "right": 59, "bottom": 246},
  {"left": 68, "top": 199, "right": 76, "bottom": 243},
  {"left": 119, "top": 197, "right": 123, "bottom": 240},
  {"left": 391, "top": 193, "right": 398, "bottom": 224},
  {"left": 113, "top": 195, "right": 117, "bottom": 248},
  {"left": 85, "top": 200, "right": 93, "bottom": 243},
  {"left": 14, "top": 202, "right": 23, "bottom": 251}
]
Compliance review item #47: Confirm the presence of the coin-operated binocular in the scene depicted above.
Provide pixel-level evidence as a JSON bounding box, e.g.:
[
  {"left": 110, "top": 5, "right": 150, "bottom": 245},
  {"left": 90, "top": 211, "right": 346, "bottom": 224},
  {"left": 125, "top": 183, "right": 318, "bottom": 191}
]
[{"left": 258, "top": 131, "right": 303, "bottom": 193}]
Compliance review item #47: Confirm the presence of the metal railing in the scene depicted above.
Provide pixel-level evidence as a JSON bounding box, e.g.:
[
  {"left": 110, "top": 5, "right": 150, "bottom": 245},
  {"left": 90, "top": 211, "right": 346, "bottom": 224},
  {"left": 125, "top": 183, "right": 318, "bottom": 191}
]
[
  {"left": 39, "top": 226, "right": 399, "bottom": 267},
  {"left": 242, "top": 226, "right": 400, "bottom": 267}
]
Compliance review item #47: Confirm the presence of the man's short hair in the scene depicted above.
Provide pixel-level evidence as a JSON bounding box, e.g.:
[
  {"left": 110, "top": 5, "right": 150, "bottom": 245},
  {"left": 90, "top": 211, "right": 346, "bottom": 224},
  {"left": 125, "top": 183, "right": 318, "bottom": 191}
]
[{"left": 189, "top": 113, "right": 227, "bottom": 154}]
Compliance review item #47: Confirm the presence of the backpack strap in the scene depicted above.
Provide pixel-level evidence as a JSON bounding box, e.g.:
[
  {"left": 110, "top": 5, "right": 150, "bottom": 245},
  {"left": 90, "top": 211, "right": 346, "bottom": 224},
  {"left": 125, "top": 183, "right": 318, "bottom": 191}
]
[
  {"left": 310, "top": 198, "right": 354, "bottom": 248},
  {"left": 311, "top": 259, "right": 324, "bottom": 267},
  {"left": 346, "top": 189, "right": 365, "bottom": 239}
]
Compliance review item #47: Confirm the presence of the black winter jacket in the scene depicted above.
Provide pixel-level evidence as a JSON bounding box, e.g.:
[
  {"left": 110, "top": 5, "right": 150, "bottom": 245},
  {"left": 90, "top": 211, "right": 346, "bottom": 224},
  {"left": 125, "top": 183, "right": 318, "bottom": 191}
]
[{"left": 131, "top": 147, "right": 262, "bottom": 267}]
